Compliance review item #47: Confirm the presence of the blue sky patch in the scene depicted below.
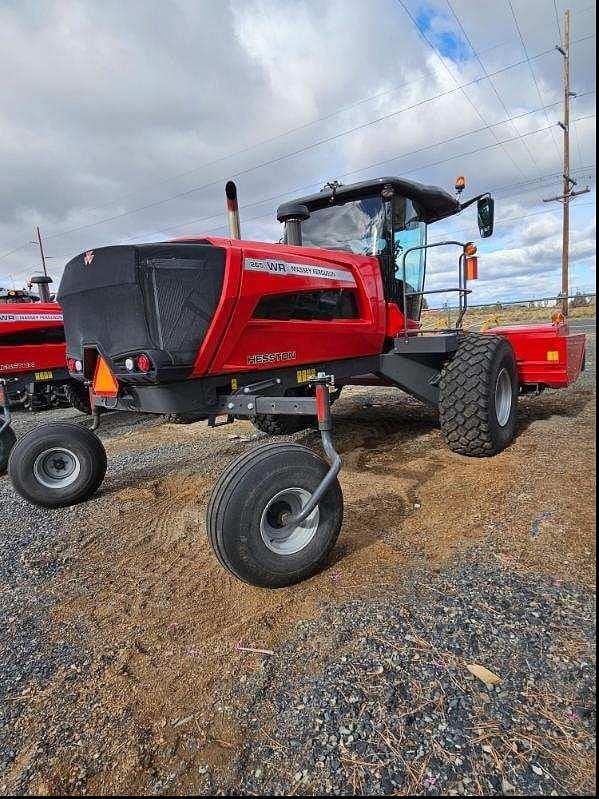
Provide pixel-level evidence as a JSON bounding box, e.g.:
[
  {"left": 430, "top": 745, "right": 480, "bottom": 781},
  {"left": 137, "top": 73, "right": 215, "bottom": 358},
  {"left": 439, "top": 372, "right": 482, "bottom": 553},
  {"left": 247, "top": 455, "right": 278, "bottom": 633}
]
[{"left": 416, "top": 4, "right": 471, "bottom": 63}]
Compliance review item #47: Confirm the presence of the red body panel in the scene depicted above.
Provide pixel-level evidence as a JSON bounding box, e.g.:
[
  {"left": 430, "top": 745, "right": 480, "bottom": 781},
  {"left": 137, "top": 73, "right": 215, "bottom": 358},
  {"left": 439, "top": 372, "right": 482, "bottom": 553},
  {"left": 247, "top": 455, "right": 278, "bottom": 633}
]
[
  {"left": 489, "top": 322, "right": 586, "bottom": 388},
  {"left": 0, "top": 302, "right": 66, "bottom": 377},
  {"left": 174, "top": 237, "right": 586, "bottom": 392},
  {"left": 184, "top": 237, "right": 386, "bottom": 377}
]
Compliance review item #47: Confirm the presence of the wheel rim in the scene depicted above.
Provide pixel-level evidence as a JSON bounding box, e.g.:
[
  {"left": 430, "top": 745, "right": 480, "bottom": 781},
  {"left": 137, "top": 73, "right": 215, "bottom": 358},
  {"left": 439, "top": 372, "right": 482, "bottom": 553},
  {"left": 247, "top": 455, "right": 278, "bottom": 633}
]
[
  {"left": 33, "top": 447, "right": 81, "bottom": 489},
  {"left": 260, "top": 487, "right": 320, "bottom": 555},
  {"left": 494, "top": 368, "right": 513, "bottom": 427}
]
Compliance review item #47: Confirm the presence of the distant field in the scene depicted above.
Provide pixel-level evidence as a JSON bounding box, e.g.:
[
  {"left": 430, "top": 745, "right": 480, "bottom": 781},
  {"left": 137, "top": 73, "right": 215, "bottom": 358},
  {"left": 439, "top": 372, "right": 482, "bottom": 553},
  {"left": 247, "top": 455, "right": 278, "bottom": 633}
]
[{"left": 421, "top": 301, "right": 596, "bottom": 331}]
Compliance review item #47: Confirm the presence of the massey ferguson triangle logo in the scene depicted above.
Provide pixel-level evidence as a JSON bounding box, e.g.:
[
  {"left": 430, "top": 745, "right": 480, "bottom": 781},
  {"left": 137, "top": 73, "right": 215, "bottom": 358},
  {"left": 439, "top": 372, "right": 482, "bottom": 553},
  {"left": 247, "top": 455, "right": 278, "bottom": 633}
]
[{"left": 83, "top": 250, "right": 95, "bottom": 266}]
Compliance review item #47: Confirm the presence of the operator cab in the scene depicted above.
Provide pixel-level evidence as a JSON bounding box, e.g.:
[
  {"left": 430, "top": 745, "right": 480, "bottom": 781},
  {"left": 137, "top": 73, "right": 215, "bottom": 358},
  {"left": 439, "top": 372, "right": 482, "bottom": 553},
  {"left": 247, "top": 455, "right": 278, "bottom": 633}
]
[{"left": 277, "top": 176, "right": 493, "bottom": 324}]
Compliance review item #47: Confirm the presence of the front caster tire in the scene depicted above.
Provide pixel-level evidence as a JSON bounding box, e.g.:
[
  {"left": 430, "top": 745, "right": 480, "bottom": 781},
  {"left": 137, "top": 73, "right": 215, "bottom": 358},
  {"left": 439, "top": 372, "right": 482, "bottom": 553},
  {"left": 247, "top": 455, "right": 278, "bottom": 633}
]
[
  {"left": 0, "top": 425, "right": 17, "bottom": 475},
  {"left": 8, "top": 422, "right": 107, "bottom": 508},
  {"left": 439, "top": 334, "right": 519, "bottom": 457},
  {"left": 206, "top": 442, "right": 343, "bottom": 588}
]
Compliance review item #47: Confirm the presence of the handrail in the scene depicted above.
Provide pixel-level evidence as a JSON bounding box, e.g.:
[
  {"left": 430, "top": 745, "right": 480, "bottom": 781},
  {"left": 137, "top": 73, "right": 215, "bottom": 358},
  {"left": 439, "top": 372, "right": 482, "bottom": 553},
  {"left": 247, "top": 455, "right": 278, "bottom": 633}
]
[{"left": 399, "top": 239, "right": 471, "bottom": 341}]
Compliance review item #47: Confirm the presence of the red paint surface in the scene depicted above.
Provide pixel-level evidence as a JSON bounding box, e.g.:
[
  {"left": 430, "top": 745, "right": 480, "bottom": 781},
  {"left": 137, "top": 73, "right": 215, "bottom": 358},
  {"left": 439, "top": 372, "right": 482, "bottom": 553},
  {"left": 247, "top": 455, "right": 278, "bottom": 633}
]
[
  {"left": 178, "top": 237, "right": 386, "bottom": 377},
  {"left": 488, "top": 322, "right": 586, "bottom": 388},
  {"left": 0, "top": 301, "right": 66, "bottom": 376}
]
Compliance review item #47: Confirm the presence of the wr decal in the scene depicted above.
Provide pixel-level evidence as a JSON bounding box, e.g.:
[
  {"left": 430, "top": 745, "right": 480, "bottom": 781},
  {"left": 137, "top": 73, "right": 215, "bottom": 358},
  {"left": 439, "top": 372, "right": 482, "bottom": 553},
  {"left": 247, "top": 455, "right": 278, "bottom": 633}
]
[{"left": 244, "top": 258, "right": 355, "bottom": 285}]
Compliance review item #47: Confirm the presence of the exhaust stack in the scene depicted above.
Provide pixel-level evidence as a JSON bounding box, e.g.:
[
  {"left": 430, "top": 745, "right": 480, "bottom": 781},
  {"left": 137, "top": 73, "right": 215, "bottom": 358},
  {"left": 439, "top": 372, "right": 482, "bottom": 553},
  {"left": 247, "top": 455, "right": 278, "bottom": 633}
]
[
  {"left": 29, "top": 274, "right": 53, "bottom": 303},
  {"left": 225, "top": 181, "right": 241, "bottom": 240},
  {"left": 276, "top": 202, "right": 310, "bottom": 246}
]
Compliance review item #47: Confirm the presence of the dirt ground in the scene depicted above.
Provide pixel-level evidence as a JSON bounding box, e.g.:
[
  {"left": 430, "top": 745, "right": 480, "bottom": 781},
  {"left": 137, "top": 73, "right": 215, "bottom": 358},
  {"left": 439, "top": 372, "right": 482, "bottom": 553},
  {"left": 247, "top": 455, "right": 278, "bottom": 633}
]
[{"left": 0, "top": 328, "right": 595, "bottom": 795}]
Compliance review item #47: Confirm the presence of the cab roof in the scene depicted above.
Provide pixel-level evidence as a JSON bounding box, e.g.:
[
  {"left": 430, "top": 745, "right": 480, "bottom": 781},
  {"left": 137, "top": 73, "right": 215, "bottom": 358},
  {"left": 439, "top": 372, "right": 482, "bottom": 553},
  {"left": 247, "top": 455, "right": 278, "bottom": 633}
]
[{"left": 278, "top": 176, "right": 461, "bottom": 224}]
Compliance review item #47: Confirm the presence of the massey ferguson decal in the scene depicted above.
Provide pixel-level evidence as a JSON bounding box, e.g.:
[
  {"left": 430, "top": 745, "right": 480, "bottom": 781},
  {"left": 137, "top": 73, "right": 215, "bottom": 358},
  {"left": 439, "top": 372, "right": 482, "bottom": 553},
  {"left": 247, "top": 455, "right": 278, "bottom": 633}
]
[
  {"left": 244, "top": 258, "right": 355, "bottom": 284},
  {"left": 83, "top": 250, "right": 95, "bottom": 266},
  {"left": 247, "top": 351, "right": 296, "bottom": 366},
  {"left": 0, "top": 312, "right": 63, "bottom": 323}
]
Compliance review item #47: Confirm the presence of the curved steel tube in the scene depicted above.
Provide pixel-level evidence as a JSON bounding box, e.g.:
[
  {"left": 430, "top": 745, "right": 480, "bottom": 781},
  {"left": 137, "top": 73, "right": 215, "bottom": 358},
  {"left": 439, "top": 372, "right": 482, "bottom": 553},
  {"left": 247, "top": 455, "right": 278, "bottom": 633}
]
[{"left": 278, "top": 429, "right": 342, "bottom": 531}]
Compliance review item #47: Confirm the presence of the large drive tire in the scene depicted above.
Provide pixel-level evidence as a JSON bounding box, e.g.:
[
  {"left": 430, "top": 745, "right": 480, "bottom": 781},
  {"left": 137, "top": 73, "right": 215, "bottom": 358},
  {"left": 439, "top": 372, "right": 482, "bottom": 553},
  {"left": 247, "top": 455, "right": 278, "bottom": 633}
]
[
  {"left": 8, "top": 422, "right": 107, "bottom": 508},
  {"left": 0, "top": 425, "right": 17, "bottom": 475},
  {"left": 206, "top": 442, "right": 343, "bottom": 587},
  {"left": 64, "top": 382, "right": 92, "bottom": 415},
  {"left": 439, "top": 334, "right": 519, "bottom": 457}
]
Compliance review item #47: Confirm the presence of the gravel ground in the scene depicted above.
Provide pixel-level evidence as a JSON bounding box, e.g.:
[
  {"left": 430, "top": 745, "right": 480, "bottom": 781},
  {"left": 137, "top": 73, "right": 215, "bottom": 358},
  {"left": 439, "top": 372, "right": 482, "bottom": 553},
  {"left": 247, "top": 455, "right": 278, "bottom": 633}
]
[
  {"left": 0, "top": 328, "right": 595, "bottom": 795},
  {"left": 223, "top": 557, "right": 595, "bottom": 795}
]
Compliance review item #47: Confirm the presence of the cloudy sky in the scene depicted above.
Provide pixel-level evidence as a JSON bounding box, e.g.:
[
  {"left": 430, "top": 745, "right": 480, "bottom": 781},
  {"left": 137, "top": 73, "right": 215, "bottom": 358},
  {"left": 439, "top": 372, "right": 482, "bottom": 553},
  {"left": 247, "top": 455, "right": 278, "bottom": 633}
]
[{"left": 0, "top": 0, "right": 595, "bottom": 306}]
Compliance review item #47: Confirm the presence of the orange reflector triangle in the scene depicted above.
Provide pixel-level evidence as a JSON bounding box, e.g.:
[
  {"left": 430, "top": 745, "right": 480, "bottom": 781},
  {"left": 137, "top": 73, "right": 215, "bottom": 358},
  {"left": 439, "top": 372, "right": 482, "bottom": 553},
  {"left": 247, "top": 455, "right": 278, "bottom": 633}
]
[{"left": 93, "top": 356, "right": 119, "bottom": 397}]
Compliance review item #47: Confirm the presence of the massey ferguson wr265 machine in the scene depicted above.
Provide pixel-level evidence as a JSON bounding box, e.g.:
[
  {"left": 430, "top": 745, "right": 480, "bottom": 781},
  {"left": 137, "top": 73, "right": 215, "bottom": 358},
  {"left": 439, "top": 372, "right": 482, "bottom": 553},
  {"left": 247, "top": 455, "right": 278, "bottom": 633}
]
[{"left": 7, "top": 177, "right": 585, "bottom": 587}]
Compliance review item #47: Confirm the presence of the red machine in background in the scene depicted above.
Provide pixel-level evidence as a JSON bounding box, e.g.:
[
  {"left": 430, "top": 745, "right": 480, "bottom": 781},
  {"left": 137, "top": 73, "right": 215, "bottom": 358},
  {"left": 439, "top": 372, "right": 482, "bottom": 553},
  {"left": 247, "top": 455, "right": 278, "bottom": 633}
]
[
  {"left": 0, "top": 276, "right": 72, "bottom": 410},
  {"left": 1, "top": 276, "right": 89, "bottom": 472}
]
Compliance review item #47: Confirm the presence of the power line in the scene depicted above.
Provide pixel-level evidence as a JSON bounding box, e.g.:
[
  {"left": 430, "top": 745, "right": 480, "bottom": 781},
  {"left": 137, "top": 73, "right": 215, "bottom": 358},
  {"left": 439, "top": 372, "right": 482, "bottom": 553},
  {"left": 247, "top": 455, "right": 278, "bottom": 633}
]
[
  {"left": 553, "top": 0, "right": 562, "bottom": 39},
  {"left": 2, "top": 35, "right": 595, "bottom": 262},
  {"left": 396, "top": 0, "right": 537, "bottom": 183},
  {"left": 7, "top": 165, "right": 595, "bottom": 281},
  {"left": 140, "top": 96, "right": 592, "bottom": 240},
  {"left": 507, "top": 0, "right": 563, "bottom": 164},
  {"left": 445, "top": 0, "right": 543, "bottom": 177},
  {"left": 102, "top": 104, "right": 596, "bottom": 252},
  {"left": 432, "top": 201, "right": 595, "bottom": 239},
  {"left": 40, "top": 38, "right": 528, "bottom": 226}
]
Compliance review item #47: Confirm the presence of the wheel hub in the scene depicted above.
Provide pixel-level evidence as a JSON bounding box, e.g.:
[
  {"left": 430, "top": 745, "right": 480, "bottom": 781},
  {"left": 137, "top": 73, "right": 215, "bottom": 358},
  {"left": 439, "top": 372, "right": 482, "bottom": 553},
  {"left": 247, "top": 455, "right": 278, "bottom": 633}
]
[
  {"left": 494, "top": 367, "right": 513, "bottom": 427},
  {"left": 33, "top": 447, "right": 81, "bottom": 489},
  {"left": 260, "top": 487, "right": 319, "bottom": 555}
]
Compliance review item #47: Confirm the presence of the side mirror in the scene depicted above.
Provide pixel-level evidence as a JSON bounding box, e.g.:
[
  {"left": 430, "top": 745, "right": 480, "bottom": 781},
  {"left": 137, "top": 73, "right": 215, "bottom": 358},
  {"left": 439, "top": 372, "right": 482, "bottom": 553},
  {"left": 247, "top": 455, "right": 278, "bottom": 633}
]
[{"left": 477, "top": 196, "right": 495, "bottom": 238}]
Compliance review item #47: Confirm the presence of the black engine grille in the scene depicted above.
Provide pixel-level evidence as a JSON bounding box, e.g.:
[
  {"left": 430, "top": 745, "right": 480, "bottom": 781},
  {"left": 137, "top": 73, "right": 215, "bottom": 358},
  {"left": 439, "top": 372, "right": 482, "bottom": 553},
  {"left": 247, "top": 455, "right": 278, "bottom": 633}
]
[{"left": 59, "top": 242, "right": 226, "bottom": 379}]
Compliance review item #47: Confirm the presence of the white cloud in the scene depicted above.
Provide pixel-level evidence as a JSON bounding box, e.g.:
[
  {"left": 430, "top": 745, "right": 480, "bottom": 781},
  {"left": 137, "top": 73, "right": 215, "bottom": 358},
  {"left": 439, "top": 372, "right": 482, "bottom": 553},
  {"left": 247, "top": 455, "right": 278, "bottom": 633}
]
[{"left": 0, "top": 0, "right": 595, "bottom": 305}]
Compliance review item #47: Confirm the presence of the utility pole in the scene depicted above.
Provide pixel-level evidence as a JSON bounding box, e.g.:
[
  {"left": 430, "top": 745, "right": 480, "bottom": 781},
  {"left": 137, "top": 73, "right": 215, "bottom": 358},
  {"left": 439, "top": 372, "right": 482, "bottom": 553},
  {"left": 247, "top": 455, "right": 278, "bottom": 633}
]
[
  {"left": 36, "top": 226, "right": 48, "bottom": 277},
  {"left": 561, "top": 9, "right": 571, "bottom": 317},
  {"left": 543, "top": 9, "right": 590, "bottom": 316}
]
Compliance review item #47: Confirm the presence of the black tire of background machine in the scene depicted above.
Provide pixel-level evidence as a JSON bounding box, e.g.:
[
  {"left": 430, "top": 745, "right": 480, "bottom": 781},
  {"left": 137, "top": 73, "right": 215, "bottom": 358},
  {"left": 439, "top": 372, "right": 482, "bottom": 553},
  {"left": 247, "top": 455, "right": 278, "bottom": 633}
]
[
  {"left": 251, "top": 413, "right": 313, "bottom": 436},
  {"left": 8, "top": 422, "right": 107, "bottom": 508},
  {"left": 0, "top": 425, "right": 17, "bottom": 475},
  {"left": 163, "top": 412, "right": 207, "bottom": 424},
  {"left": 439, "top": 333, "right": 519, "bottom": 457},
  {"left": 64, "top": 381, "right": 92, "bottom": 415},
  {"left": 206, "top": 442, "right": 343, "bottom": 588},
  {"left": 251, "top": 387, "right": 343, "bottom": 437}
]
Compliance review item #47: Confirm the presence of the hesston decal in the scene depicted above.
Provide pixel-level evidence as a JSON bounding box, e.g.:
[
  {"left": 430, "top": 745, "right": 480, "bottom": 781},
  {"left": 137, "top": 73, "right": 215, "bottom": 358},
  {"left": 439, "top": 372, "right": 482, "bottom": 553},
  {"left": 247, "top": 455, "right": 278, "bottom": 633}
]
[{"left": 247, "top": 351, "right": 296, "bottom": 366}]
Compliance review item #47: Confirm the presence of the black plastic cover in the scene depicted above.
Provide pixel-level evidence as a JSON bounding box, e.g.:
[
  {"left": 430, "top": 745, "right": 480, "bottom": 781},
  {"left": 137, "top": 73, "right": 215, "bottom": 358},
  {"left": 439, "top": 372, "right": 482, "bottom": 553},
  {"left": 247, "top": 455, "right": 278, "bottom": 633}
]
[
  {"left": 58, "top": 242, "right": 226, "bottom": 379},
  {"left": 279, "top": 176, "right": 461, "bottom": 224}
]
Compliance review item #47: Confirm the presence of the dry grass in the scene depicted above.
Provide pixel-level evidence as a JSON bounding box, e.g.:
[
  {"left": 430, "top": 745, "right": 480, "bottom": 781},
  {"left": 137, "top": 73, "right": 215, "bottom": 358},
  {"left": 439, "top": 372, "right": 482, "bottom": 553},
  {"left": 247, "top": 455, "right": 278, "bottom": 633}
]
[{"left": 421, "top": 301, "right": 595, "bottom": 331}]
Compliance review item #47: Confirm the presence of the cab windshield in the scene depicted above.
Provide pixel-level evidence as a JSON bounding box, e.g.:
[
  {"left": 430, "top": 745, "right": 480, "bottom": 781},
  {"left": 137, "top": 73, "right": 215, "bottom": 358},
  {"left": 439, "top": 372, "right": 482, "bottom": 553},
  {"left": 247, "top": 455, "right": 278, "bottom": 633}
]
[{"left": 300, "top": 197, "right": 386, "bottom": 255}]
